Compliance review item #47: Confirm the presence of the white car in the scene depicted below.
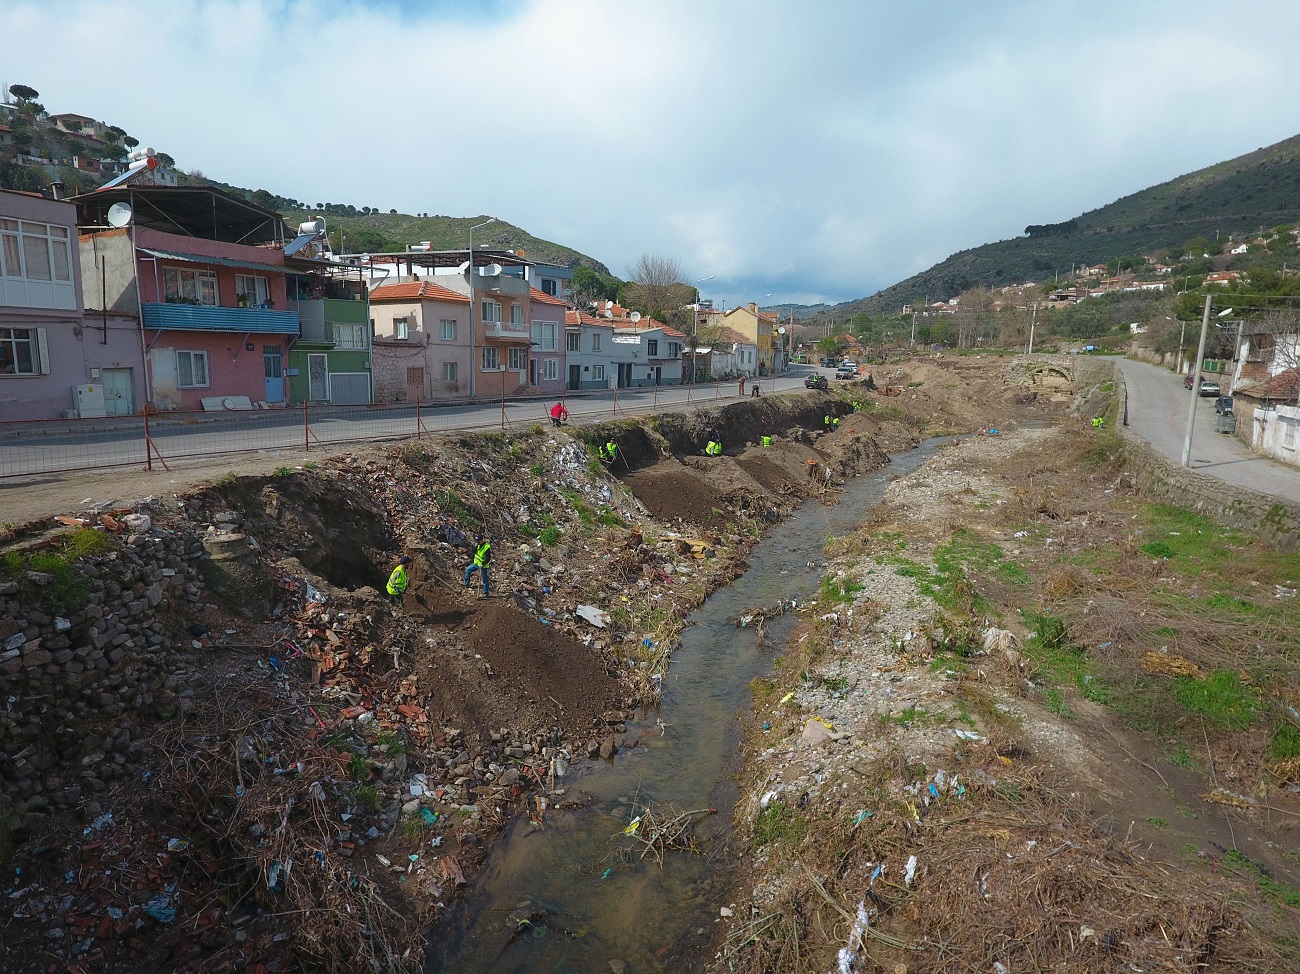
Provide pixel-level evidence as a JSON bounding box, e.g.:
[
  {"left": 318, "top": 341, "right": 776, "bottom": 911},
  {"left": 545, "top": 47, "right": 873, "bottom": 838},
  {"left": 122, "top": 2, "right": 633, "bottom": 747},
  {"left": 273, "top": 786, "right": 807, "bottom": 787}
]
[{"left": 835, "top": 363, "right": 858, "bottom": 379}]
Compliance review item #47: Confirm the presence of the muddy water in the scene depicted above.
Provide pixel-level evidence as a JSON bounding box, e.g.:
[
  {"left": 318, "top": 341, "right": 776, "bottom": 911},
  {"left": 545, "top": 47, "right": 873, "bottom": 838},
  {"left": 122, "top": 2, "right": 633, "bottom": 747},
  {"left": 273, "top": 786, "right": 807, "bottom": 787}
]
[{"left": 427, "top": 440, "right": 947, "bottom": 973}]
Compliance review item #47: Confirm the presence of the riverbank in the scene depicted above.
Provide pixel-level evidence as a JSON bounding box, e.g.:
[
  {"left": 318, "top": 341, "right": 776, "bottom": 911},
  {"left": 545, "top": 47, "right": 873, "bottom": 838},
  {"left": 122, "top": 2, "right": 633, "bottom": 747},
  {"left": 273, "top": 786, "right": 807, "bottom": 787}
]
[
  {"left": 0, "top": 355, "right": 1068, "bottom": 973},
  {"left": 720, "top": 416, "right": 1300, "bottom": 973}
]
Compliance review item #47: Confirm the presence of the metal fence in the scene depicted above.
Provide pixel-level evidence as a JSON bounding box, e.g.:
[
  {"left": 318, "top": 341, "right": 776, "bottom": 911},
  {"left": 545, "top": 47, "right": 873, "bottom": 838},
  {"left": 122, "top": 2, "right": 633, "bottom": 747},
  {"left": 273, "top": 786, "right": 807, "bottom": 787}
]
[{"left": 0, "top": 375, "right": 800, "bottom": 479}]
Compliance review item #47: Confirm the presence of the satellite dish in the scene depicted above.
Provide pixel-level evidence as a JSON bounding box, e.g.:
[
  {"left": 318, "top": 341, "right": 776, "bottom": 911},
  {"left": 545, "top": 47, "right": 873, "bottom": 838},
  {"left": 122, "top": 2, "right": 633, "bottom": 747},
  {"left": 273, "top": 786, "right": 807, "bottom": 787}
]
[
  {"left": 457, "top": 261, "right": 470, "bottom": 274},
  {"left": 484, "top": 262, "right": 503, "bottom": 276},
  {"left": 604, "top": 309, "right": 614, "bottom": 318},
  {"left": 778, "top": 326, "right": 786, "bottom": 334},
  {"left": 107, "top": 202, "right": 133, "bottom": 228},
  {"left": 630, "top": 312, "right": 642, "bottom": 322}
]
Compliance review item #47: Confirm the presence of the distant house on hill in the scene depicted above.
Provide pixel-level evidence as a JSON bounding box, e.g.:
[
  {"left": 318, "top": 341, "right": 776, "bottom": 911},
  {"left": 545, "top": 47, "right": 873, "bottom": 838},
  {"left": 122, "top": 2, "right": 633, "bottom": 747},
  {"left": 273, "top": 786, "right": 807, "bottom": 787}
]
[
  {"left": 1230, "top": 243, "right": 1249, "bottom": 255},
  {"left": 1205, "top": 271, "right": 1241, "bottom": 286}
]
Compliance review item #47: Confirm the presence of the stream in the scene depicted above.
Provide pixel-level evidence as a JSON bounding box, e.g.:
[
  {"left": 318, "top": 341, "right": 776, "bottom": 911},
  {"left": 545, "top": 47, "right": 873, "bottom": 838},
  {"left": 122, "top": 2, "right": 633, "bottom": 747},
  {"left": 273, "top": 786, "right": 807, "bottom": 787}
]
[{"left": 426, "top": 438, "right": 948, "bottom": 973}]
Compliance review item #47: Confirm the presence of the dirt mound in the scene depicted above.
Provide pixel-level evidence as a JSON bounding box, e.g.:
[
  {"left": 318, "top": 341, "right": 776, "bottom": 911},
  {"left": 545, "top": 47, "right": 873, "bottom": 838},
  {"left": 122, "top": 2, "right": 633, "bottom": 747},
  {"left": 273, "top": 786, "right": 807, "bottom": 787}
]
[{"left": 623, "top": 464, "right": 730, "bottom": 530}]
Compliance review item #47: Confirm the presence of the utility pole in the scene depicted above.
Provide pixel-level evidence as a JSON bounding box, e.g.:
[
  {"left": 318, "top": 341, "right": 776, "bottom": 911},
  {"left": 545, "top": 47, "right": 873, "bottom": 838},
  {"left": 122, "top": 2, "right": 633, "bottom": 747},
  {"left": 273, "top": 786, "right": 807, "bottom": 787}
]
[
  {"left": 1027, "top": 306, "right": 1037, "bottom": 354},
  {"left": 1181, "top": 295, "right": 1212, "bottom": 468}
]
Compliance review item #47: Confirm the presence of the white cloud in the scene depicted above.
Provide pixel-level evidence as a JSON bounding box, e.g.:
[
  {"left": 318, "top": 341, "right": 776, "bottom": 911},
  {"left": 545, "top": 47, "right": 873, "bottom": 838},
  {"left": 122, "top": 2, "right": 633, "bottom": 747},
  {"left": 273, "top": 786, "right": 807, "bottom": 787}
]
[{"left": 5, "top": 0, "right": 1300, "bottom": 308}]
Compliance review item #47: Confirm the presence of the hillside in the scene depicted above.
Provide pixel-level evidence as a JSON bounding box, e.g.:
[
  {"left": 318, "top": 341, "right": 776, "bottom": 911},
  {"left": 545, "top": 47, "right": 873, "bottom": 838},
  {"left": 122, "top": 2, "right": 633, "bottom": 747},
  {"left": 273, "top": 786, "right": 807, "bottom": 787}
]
[
  {"left": 841, "top": 132, "right": 1300, "bottom": 316},
  {"left": 278, "top": 207, "right": 612, "bottom": 275}
]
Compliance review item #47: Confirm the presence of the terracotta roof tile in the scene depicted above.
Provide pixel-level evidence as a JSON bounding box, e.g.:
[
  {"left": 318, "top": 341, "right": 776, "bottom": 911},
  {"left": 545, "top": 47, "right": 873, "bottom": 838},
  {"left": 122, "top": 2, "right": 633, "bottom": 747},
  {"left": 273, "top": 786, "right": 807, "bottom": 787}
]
[
  {"left": 1236, "top": 367, "right": 1300, "bottom": 402},
  {"left": 369, "top": 280, "right": 469, "bottom": 304},
  {"left": 529, "top": 287, "right": 568, "bottom": 307}
]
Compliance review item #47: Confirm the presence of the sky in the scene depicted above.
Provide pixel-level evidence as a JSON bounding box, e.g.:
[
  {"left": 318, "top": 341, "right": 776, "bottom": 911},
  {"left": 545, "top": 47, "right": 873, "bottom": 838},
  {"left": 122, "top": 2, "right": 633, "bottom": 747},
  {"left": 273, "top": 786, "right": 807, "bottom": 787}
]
[{"left": 4, "top": 0, "right": 1300, "bottom": 309}]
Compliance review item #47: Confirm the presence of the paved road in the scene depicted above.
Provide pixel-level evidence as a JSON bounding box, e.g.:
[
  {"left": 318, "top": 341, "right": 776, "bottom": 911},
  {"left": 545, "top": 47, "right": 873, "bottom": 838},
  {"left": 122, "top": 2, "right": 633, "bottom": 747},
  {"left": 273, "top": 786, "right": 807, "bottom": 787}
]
[
  {"left": 0, "top": 371, "right": 824, "bottom": 479},
  {"left": 1117, "top": 358, "right": 1300, "bottom": 505}
]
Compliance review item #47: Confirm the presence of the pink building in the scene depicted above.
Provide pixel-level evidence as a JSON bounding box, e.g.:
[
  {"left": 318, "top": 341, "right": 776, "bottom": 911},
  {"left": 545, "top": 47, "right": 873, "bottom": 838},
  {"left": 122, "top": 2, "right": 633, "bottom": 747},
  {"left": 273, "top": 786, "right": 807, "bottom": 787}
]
[
  {"left": 76, "top": 186, "right": 298, "bottom": 412},
  {"left": 0, "top": 188, "right": 143, "bottom": 421},
  {"left": 528, "top": 287, "right": 567, "bottom": 395}
]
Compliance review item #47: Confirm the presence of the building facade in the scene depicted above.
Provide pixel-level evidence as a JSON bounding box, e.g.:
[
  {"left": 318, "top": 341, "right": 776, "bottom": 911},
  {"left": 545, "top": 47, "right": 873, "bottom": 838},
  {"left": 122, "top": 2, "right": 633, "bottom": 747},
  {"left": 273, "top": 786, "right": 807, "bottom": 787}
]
[{"left": 369, "top": 280, "right": 472, "bottom": 401}]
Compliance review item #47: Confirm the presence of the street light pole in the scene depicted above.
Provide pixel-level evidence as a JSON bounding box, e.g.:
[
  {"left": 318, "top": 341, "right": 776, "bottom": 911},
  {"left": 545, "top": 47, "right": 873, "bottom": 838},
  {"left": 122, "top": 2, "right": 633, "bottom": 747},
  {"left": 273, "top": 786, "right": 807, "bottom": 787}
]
[
  {"left": 690, "top": 275, "right": 715, "bottom": 384},
  {"left": 466, "top": 217, "right": 496, "bottom": 400},
  {"left": 1181, "top": 295, "right": 1213, "bottom": 468}
]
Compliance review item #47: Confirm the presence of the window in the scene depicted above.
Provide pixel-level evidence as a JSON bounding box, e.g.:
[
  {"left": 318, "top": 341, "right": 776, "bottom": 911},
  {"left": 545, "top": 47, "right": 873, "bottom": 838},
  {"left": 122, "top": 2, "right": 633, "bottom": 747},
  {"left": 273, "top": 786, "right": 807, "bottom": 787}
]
[
  {"left": 440, "top": 319, "right": 457, "bottom": 341},
  {"left": 668, "top": 342, "right": 680, "bottom": 358},
  {"left": 509, "top": 303, "right": 524, "bottom": 326},
  {"left": 1285, "top": 419, "right": 1298, "bottom": 450},
  {"left": 442, "top": 361, "right": 458, "bottom": 382},
  {"left": 393, "top": 316, "right": 410, "bottom": 340},
  {"left": 0, "top": 219, "right": 71, "bottom": 283},
  {"left": 335, "top": 322, "right": 366, "bottom": 349},
  {"left": 533, "top": 321, "right": 557, "bottom": 351},
  {"left": 508, "top": 347, "right": 527, "bottom": 370},
  {"left": 541, "top": 278, "right": 557, "bottom": 296},
  {"left": 0, "top": 327, "right": 46, "bottom": 375},
  {"left": 176, "top": 350, "right": 209, "bottom": 388},
  {"left": 647, "top": 339, "right": 659, "bottom": 356},
  {"left": 592, "top": 333, "right": 602, "bottom": 351},
  {"left": 543, "top": 358, "right": 558, "bottom": 381},
  {"left": 482, "top": 300, "right": 501, "bottom": 324},
  {"left": 482, "top": 346, "right": 500, "bottom": 370},
  {"left": 567, "top": 332, "right": 580, "bottom": 352},
  {"left": 593, "top": 365, "right": 605, "bottom": 381},
  {"left": 164, "top": 267, "right": 218, "bottom": 306},
  {"left": 235, "top": 274, "right": 269, "bottom": 306}
]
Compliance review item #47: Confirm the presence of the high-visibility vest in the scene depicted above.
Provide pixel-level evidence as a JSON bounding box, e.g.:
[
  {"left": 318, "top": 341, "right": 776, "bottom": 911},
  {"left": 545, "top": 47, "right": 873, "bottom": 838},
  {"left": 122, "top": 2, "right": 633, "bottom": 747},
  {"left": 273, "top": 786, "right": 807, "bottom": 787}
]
[
  {"left": 386, "top": 564, "right": 408, "bottom": 595},
  {"left": 762, "top": 436, "right": 772, "bottom": 447},
  {"left": 473, "top": 542, "right": 492, "bottom": 567},
  {"left": 823, "top": 415, "right": 831, "bottom": 427},
  {"left": 832, "top": 418, "right": 840, "bottom": 428},
  {"left": 606, "top": 442, "right": 618, "bottom": 458}
]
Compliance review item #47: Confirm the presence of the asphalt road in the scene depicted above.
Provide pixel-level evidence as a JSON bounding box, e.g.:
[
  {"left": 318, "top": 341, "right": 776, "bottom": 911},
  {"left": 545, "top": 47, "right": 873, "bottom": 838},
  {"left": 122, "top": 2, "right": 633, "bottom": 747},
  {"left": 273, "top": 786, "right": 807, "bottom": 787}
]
[
  {"left": 0, "top": 371, "right": 820, "bottom": 478},
  {"left": 1116, "top": 358, "right": 1300, "bottom": 505}
]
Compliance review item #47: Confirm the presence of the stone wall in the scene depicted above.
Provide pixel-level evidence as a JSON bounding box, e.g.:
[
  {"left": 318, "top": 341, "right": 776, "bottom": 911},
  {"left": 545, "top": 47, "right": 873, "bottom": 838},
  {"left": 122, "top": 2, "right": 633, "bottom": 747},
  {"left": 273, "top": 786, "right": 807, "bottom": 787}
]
[
  {"left": 0, "top": 523, "right": 205, "bottom": 826},
  {"left": 1114, "top": 366, "right": 1300, "bottom": 550}
]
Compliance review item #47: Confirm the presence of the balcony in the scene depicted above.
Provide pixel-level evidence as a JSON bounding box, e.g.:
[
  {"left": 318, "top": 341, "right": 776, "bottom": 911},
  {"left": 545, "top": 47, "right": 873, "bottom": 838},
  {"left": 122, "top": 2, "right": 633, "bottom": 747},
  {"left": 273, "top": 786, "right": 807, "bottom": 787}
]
[
  {"left": 483, "top": 321, "right": 532, "bottom": 342},
  {"left": 142, "top": 302, "right": 300, "bottom": 335}
]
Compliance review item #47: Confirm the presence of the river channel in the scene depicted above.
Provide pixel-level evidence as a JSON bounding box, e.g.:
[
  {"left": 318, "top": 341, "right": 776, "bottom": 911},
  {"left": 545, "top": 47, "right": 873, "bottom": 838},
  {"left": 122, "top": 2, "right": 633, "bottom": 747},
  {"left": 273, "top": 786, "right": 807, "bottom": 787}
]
[{"left": 427, "top": 438, "right": 948, "bottom": 973}]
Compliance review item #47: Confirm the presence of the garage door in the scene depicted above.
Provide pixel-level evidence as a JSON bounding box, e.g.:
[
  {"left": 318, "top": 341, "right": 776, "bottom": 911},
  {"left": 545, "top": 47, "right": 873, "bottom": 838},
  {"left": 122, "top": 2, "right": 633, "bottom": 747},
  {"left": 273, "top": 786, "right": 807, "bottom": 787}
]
[{"left": 330, "top": 372, "right": 371, "bottom": 405}]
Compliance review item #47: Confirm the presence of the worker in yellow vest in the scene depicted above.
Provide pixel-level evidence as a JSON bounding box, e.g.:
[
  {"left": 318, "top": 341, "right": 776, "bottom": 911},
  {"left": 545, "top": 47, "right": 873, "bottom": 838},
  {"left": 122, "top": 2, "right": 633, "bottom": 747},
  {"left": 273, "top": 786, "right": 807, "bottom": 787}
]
[
  {"left": 386, "top": 555, "right": 412, "bottom": 605},
  {"left": 464, "top": 534, "right": 493, "bottom": 597}
]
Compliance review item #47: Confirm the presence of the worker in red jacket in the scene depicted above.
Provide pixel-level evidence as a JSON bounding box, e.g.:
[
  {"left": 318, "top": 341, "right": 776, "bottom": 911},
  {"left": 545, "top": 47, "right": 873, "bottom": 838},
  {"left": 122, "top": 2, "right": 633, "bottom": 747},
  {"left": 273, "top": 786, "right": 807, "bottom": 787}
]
[{"left": 550, "top": 402, "right": 569, "bottom": 427}]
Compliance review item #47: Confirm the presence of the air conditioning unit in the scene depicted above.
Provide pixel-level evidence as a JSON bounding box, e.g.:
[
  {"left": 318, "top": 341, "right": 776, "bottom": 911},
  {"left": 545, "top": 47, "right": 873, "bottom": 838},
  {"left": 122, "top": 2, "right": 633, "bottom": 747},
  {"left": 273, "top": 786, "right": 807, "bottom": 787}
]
[{"left": 74, "top": 383, "right": 107, "bottom": 419}]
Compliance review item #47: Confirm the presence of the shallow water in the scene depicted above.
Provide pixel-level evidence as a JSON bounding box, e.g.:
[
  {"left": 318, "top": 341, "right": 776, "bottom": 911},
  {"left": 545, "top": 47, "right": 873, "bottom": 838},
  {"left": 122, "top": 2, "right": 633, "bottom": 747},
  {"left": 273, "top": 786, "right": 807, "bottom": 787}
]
[{"left": 427, "top": 439, "right": 949, "bottom": 973}]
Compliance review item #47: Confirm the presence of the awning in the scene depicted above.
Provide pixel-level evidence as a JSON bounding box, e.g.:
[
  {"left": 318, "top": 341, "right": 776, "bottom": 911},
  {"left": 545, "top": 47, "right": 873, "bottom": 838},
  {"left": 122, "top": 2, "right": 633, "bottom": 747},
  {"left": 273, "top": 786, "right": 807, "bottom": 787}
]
[{"left": 137, "top": 247, "right": 288, "bottom": 277}]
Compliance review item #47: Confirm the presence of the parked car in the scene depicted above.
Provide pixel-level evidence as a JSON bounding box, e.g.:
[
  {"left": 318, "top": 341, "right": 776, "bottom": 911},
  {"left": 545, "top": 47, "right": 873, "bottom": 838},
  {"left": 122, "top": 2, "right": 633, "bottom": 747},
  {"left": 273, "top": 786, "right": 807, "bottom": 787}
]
[
  {"left": 1184, "top": 373, "right": 1195, "bottom": 389},
  {"left": 1215, "top": 395, "right": 1234, "bottom": 414},
  {"left": 834, "top": 364, "right": 857, "bottom": 380},
  {"left": 1198, "top": 380, "right": 1220, "bottom": 397},
  {"left": 818, "top": 356, "right": 837, "bottom": 368},
  {"left": 804, "top": 374, "right": 828, "bottom": 390}
]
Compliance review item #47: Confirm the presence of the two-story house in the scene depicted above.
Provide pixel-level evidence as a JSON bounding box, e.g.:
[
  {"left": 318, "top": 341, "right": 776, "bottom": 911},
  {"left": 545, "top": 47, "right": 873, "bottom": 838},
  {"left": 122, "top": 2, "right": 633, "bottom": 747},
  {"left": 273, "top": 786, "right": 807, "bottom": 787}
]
[
  {"left": 529, "top": 287, "right": 567, "bottom": 396},
  {"left": 368, "top": 280, "right": 472, "bottom": 401},
  {"left": 721, "top": 303, "right": 775, "bottom": 374},
  {"left": 610, "top": 319, "right": 685, "bottom": 386},
  {"left": 0, "top": 188, "right": 116, "bottom": 420},
  {"left": 285, "top": 258, "right": 372, "bottom": 405},
  {"left": 564, "top": 310, "right": 616, "bottom": 390},
  {"left": 75, "top": 186, "right": 300, "bottom": 412}
]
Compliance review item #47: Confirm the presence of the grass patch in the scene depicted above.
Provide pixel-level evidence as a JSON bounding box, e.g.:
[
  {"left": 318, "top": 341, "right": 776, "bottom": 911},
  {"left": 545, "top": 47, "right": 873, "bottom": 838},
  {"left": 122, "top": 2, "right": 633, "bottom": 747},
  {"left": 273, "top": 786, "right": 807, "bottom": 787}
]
[
  {"left": 434, "top": 488, "right": 475, "bottom": 525},
  {"left": 1222, "top": 850, "right": 1300, "bottom": 909},
  {"left": 1269, "top": 723, "right": 1300, "bottom": 762},
  {"left": 1172, "top": 670, "right": 1258, "bottom": 731},
  {"left": 819, "top": 574, "right": 863, "bottom": 605},
  {"left": 539, "top": 526, "right": 561, "bottom": 546},
  {"left": 753, "top": 802, "right": 808, "bottom": 849}
]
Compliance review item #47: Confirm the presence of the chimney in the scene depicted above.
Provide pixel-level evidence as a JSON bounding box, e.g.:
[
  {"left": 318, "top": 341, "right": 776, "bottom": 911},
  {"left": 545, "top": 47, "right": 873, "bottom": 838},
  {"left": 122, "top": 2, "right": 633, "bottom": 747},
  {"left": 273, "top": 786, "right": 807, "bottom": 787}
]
[
  {"left": 48, "top": 180, "right": 65, "bottom": 200},
  {"left": 747, "top": 302, "right": 757, "bottom": 313}
]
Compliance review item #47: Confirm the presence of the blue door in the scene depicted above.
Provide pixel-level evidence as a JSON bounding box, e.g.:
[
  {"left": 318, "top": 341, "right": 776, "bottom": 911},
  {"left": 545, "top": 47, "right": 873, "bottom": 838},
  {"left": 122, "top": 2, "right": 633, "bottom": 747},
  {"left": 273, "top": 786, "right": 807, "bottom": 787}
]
[{"left": 264, "top": 346, "right": 284, "bottom": 403}]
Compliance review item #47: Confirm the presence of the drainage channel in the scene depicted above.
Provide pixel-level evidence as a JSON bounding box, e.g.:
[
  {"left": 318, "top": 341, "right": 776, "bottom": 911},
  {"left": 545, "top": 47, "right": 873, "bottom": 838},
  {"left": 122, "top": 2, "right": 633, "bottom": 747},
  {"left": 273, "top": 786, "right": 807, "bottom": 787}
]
[{"left": 427, "top": 438, "right": 949, "bottom": 973}]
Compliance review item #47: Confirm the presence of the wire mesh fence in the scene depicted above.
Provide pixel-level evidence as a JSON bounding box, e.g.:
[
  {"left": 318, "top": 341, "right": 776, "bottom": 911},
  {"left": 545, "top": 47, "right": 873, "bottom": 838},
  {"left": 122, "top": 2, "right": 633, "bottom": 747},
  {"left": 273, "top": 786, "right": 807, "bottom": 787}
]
[{"left": 0, "top": 374, "right": 804, "bottom": 479}]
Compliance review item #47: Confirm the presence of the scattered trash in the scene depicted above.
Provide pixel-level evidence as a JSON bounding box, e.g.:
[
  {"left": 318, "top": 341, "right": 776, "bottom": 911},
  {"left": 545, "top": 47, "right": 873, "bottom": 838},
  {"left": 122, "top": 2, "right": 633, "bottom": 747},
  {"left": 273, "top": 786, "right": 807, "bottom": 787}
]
[
  {"left": 576, "top": 605, "right": 612, "bottom": 628},
  {"left": 165, "top": 838, "right": 189, "bottom": 853},
  {"left": 143, "top": 891, "right": 176, "bottom": 924},
  {"left": 953, "top": 729, "right": 981, "bottom": 741},
  {"left": 852, "top": 809, "right": 872, "bottom": 826},
  {"left": 720, "top": 906, "right": 733, "bottom": 917},
  {"left": 904, "top": 855, "right": 918, "bottom": 886}
]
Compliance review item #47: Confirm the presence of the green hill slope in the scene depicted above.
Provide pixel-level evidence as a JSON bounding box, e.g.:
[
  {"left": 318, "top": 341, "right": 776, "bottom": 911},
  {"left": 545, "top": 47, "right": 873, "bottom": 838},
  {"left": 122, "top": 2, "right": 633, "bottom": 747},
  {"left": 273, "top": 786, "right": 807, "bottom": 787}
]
[
  {"left": 847, "top": 132, "right": 1300, "bottom": 316},
  {"left": 279, "top": 208, "right": 612, "bottom": 276}
]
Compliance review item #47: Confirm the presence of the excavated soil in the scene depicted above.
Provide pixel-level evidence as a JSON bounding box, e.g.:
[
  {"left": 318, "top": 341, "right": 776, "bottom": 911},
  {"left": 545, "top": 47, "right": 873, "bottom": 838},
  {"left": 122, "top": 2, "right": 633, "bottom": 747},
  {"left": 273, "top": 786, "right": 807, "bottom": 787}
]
[{"left": 405, "top": 579, "right": 618, "bottom": 738}]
